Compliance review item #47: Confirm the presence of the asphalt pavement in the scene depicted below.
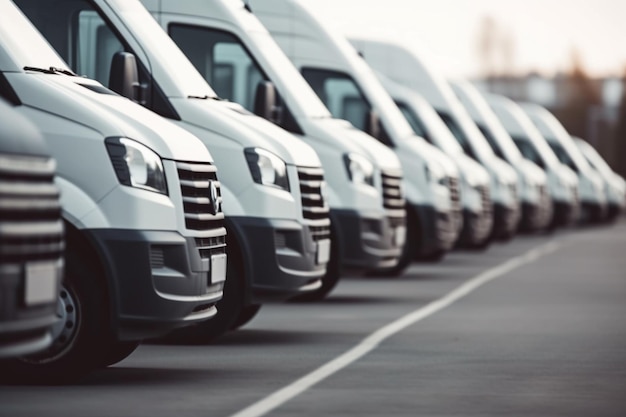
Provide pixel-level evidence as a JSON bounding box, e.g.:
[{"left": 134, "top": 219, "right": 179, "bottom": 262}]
[{"left": 1, "top": 220, "right": 625, "bottom": 417}]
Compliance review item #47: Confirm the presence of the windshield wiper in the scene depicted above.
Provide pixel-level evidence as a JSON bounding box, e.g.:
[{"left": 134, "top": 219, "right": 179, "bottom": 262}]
[
  {"left": 188, "top": 94, "right": 223, "bottom": 101},
  {"left": 23, "top": 66, "right": 77, "bottom": 76}
]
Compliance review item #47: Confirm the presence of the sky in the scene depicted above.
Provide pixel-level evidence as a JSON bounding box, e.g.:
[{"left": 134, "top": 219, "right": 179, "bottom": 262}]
[{"left": 301, "top": 0, "right": 626, "bottom": 79}]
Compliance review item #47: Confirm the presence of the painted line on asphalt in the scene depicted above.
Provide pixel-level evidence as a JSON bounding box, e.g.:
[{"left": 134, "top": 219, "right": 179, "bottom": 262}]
[{"left": 229, "top": 240, "right": 562, "bottom": 417}]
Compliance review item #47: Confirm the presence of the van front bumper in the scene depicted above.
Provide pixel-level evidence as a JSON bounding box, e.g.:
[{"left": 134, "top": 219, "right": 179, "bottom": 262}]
[
  {"left": 411, "top": 204, "right": 458, "bottom": 257},
  {"left": 0, "top": 262, "right": 61, "bottom": 358},
  {"left": 520, "top": 199, "right": 553, "bottom": 232},
  {"left": 492, "top": 203, "right": 521, "bottom": 239},
  {"left": 331, "top": 209, "right": 405, "bottom": 270},
  {"left": 229, "top": 217, "right": 329, "bottom": 303},
  {"left": 551, "top": 199, "right": 579, "bottom": 227},
  {"left": 87, "top": 229, "right": 225, "bottom": 341},
  {"left": 459, "top": 207, "right": 493, "bottom": 246}
]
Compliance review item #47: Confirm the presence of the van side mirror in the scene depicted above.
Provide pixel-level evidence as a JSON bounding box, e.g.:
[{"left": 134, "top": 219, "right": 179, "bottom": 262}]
[
  {"left": 254, "top": 81, "right": 282, "bottom": 124},
  {"left": 365, "top": 109, "right": 381, "bottom": 140},
  {"left": 109, "top": 52, "right": 145, "bottom": 104}
]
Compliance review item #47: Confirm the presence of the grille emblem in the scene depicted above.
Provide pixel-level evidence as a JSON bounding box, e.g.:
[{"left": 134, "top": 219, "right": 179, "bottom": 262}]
[{"left": 209, "top": 180, "right": 222, "bottom": 215}]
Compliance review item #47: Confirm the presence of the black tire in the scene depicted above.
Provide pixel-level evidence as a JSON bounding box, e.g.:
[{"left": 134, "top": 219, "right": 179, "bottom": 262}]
[
  {"left": 230, "top": 304, "right": 262, "bottom": 330},
  {"left": 290, "top": 231, "right": 341, "bottom": 302},
  {"left": 101, "top": 341, "right": 140, "bottom": 368},
  {"left": 3, "top": 245, "right": 112, "bottom": 385},
  {"left": 166, "top": 241, "right": 245, "bottom": 344}
]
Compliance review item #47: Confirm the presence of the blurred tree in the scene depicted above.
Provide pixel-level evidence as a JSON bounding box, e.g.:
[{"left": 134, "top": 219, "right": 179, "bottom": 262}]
[
  {"left": 614, "top": 66, "right": 626, "bottom": 177},
  {"left": 554, "top": 48, "right": 600, "bottom": 140}
]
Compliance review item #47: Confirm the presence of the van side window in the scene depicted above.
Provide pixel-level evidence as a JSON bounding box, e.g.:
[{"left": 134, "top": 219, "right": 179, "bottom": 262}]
[{"left": 301, "top": 68, "right": 372, "bottom": 131}]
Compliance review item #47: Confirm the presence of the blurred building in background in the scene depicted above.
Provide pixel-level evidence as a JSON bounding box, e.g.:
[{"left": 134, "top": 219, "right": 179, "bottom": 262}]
[{"left": 473, "top": 17, "right": 626, "bottom": 178}]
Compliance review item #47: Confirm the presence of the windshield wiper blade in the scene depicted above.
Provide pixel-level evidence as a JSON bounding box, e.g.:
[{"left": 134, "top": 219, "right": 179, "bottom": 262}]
[{"left": 23, "top": 66, "right": 77, "bottom": 76}]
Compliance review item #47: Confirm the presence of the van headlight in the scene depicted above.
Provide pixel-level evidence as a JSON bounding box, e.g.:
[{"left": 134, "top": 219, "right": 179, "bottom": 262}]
[
  {"left": 105, "top": 137, "right": 167, "bottom": 194},
  {"left": 425, "top": 162, "right": 447, "bottom": 186},
  {"left": 344, "top": 153, "right": 375, "bottom": 187},
  {"left": 245, "top": 148, "right": 290, "bottom": 191}
]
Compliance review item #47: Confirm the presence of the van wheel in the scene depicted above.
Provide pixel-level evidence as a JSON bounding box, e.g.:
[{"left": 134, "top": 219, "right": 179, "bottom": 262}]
[
  {"left": 101, "top": 341, "right": 140, "bottom": 368},
  {"left": 4, "top": 249, "right": 111, "bottom": 384},
  {"left": 230, "top": 304, "right": 262, "bottom": 330}
]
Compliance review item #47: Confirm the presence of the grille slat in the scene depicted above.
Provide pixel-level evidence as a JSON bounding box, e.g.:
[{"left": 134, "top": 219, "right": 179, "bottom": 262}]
[
  {"left": 0, "top": 155, "right": 64, "bottom": 263},
  {"left": 297, "top": 166, "right": 330, "bottom": 241},
  {"left": 448, "top": 176, "right": 461, "bottom": 212},
  {"left": 381, "top": 170, "right": 406, "bottom": 219},
  {"left": 477, "top": 185, "right": 492, "bottom": 213},
  {"left": 177, "top": 162, "right": 224, "bottom": 231}
]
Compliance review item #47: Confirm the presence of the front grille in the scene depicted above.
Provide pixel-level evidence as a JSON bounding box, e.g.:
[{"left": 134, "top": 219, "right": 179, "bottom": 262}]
[
  {"left": 381, "top": 170, "right": 406, "bottom": 219},
  {"left": 477, "top": 184, "right": 492, "bottom": 214},
  {"left": 195, "top": 235, "right": 226, "bottom": 259},
  {"left": 0, "top": 154, "right": 63, "bottom": 263},
  {"left": 297, "top": 166, "right": 330, "bottom": 241},
  {"left": 448, "top": 176, "right": 461, "bottom": 211},
  {"left": 509, "top": 183, "right": 518, "bottom": 202},
  {"left": 176, "top": 162, "right": 225, "bottom": 231}
]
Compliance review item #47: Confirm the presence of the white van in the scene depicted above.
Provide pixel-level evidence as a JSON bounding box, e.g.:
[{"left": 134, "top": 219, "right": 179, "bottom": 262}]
[
  {"left": 450, "top": 80, "right": 552, "bottom": 232},
  {"left": 573, "top": 137, "right": 624, "bottom": 220},
  {"left": 252, "top": 0, "right": 462, "bottom": 269},
  {"left": 142, "top": 0, "right": 407, "bottom": 295},
  {"left": 486, "top": 94, "right": 580, "bottom": 227},
  {"left": 375, "top": 72, "right": 493, "bottom": 247},
  {"left": 521, "top": 103, "right": 607, "bottom": 223},
  {"left": 16, "top": 0, "right": 333, "bottom": 338},
  {"left": 0, "top": 98, "right": 63, "bottom": 359},
  {"left": 1, "top": 0, "right": 226, "bottom": 382},
  {"left": 351, "top": 39, "right": 520, "bottom": 240}
]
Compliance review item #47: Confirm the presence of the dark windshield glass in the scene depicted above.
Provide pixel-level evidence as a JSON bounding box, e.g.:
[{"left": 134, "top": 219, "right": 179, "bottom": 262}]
[
  {"left": 395, "top": 101, "right": 430, "bottom": 143},
  {"left": 478, "top": 124, "right": 505, "bottom": 160},
  {"left": 548, "top": 141, "right": 577, "bottom": 172},
  {"left": 512, "top": 136, "right": 545, "bottom": 169}
]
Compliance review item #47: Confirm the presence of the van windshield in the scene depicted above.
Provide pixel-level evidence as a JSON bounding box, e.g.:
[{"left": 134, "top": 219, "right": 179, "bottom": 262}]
[
  {"left": 15, "top": 0, "right": 217, "bottom": 102},
  {"left": 397, "top": 100, "right": 463, "bottom": 155},
  {"left": 168, "top": 25, "right": 330, "bottom": 119},
  {"left": 511, "top": 135, "right": 546, "bottom": 169},
  {"left": 0, "top": 1, "right": 70, "bottom": 72}
]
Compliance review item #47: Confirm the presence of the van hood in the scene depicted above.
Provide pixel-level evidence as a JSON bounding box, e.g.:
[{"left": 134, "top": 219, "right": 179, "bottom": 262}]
[
  {"left": 172, "top": 98, "right": 321, "bottom": 168},
  {"left": 412, "top": 136, "right": 459, "bottom": 178},
  {"left": 308, "top": 118, "right": 402, "bottom": 172},
  {"left": 488, "top": 156, "right": 518, "bottom": 185},
  {"left": 519, "top": 158, "right": 547, "bottom": 186},
  {"left": 10, "top": 73, "right": 212, "bottom": 162},
  {"left": 453, "top": 152, "right": 490, "bottom": 187},
  {"left": 557, "top": 163, "right": 579, "bottom": 187}
]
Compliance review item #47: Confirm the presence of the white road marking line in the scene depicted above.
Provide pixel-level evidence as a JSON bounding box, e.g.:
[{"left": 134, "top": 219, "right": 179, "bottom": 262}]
[{"left": 229, "top": 240, "right": 562, "bottom": 417}]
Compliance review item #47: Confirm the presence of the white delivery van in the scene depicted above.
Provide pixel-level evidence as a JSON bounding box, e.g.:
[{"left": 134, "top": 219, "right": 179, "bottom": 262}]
[
  {"left": 352, "top": 39, "right": 521, "bottom": 240},
  {"left": 1, "top": 0, "right": 226, "bottom": 382},
  {"left": 486, "top": 94, "right": 580, "bottom": 227},
  {"left": 521, "top": 103, "right": 607, "bottom": 223},
  {"left": 376, "top": 72, "right": 493, "bottom": 247},
  {"left": 16, "top": 0, "right": 332, "bottom": 338},
  {"left": 450, "top": 80, "right": 552, "bottom": 232},
  {"left": 252, "top": 0, "right": 462, "bottom": 269},
  {"left": 573, "top": 137, "right": 625, "bottom": 221},
  {"left": 144, "top": 0, "right": 407, "bottom": 294},
  {"left": 0, "top": 98, "right": 63, "bottom": 359}
]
